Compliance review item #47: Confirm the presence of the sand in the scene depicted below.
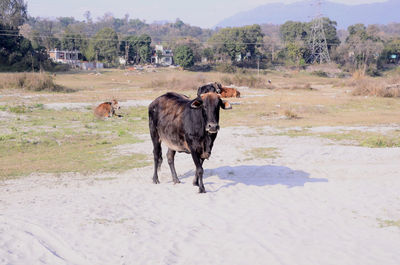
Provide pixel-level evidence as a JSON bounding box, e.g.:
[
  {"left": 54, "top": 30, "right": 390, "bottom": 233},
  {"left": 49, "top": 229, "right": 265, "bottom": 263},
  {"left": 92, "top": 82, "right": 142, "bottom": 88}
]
[{"left": 1, "top": 126, "right": 399, "bottom": 265}]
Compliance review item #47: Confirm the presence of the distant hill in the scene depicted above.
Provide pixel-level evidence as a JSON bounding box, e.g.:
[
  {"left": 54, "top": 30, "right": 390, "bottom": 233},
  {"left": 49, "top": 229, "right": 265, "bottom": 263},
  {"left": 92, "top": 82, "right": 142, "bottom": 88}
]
[{"left": 216, "top": 0, "right": 400, "bottom": 29}]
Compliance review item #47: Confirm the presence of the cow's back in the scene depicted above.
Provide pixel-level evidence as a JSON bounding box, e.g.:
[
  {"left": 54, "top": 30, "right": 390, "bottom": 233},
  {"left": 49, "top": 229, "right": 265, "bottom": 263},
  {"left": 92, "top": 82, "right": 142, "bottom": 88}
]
[
  {"left": 94, "top": 102, "right": 112, "bottom": 118},
  {"left": 221, "top": 87, "right": 240, "bottom": 98}
]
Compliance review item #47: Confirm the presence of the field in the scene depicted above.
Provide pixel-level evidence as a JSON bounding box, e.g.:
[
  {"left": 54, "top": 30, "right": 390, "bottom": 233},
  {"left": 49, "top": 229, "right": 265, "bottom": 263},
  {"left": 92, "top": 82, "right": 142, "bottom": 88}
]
[{"left": 1, "top": 68, "right": 400, "bottom": 265}]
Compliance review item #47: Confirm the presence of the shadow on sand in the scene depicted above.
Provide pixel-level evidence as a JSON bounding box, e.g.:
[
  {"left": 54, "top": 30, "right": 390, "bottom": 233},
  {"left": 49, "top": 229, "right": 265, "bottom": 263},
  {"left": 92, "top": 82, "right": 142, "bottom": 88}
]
[{"left": 180, "top": 165, "right": 328, "bottom": 191}]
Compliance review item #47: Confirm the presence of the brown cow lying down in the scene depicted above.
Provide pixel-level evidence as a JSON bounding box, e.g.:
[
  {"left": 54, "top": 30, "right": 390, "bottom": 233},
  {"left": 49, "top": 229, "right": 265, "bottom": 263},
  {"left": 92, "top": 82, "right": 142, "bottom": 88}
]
[
  {"left": 94, "top": 99, "right": 120, "bottom": 118},
  {"left": 220, "top": 86, "right": 241, "bottom": 98}
]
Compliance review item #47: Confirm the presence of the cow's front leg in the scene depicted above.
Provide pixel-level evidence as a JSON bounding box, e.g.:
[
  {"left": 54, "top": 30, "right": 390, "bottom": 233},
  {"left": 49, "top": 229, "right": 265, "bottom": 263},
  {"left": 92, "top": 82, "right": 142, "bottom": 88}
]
[
  {"left": 192, "top": 157, "right": 204, "bottom": 187},
  {"left": 191, "top": 153, "right": 205, "bottom": 193}
]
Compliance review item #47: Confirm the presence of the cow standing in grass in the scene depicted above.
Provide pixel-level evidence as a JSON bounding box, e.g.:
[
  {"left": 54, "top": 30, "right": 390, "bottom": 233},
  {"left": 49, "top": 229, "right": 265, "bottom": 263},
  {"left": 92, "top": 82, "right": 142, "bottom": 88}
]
[{"left": 148, "top": 92, "right": 231, "bottom": 193}]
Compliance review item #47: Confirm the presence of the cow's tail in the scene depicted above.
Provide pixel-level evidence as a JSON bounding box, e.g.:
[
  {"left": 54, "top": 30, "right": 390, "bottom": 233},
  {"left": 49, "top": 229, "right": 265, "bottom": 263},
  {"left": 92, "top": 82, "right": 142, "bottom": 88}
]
[{"left": 148, "top": 105, "right": 163, "bottom": 170}]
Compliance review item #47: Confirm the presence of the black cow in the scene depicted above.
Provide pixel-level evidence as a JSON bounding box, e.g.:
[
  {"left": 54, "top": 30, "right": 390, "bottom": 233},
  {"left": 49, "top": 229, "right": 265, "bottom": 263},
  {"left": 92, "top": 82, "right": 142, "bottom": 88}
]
[
  {"left": 197, "top": 82, "right": 222, "bottom": 97},
  {"left": 148, "top": 92, "right": 231, "bottom": 193}
]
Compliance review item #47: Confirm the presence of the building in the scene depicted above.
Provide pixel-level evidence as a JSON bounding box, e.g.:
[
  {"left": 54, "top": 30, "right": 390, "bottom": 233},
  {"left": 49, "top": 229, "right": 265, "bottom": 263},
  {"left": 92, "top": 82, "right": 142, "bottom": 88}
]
[
  {"left": 48, "top": 49, "right": 81, "bottom": 65},
  {"left": 48, "top": 49, "right": 104, "bottom": 70},
  {"left": 151, "top": 45, "right": 173, "bottom": 65}
]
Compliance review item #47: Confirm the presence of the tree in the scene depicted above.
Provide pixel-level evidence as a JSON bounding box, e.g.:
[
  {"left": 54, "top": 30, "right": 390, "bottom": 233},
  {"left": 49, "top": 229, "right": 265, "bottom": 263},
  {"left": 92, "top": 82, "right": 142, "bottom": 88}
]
[
  {"left": 120, "top": 34, "right": 152, "bottom": 64},
  {"left": 280, "top": 21, "right": 308, "bottom": 43},
  {"left": 81, "top": 41, "right": 95, "bottom": 61},
  {"left": 138, "top": 45, "right": 151, "bottom": 63},
  {"left": 57, "top": 17, "right": 75, "bottom": 28},
  {"left": 173, "top": 37, "right": 202, "bottom": 62},
  {"left": 61, "top": 27, "right": 87, "bottom": 52},
  {"left": 202, "top": 47, "right": 214, "bottom": 62},
  {"left": 92, "top": 27, "right": 119, "bottom": 64},
  {"left": 83, "top": 11, "right": 92, "bottom": 23},
  {"left": 261, "top": 35, "right": 282, "bottom": 63},
  {"left": 209, "top": 24, "right": 264, "bottom": 63},
  {"left": 174, "top": 45, "right": 194, "bottom": 69},
  {"left": 0, "top": 0, "right": 27, "bottom": 28},
  {"left": 0, "top": 0, "right": 56, "bottom": 71},
  {"left": 286, "top": 41, "right": 307, "bottom": 68},
  {"left": 334, "top": 23, "right": 384, "bottom": 75},
  {"left": 379, "top": 38, "right": 400, "bottom": 64}
]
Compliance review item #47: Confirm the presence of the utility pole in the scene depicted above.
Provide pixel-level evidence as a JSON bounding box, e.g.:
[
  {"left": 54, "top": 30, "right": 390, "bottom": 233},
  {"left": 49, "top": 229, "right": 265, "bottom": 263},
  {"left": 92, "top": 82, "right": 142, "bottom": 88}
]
[
  {"left": 95, "top": 50, "right": 99, "bottom": 74},
  {"left": 31, "top": 51, "right": 34, "bottom": 72},
  {"left": 125, "top": 41, "right": 129, "bottom": 67},
  {"left": 309, "top": 0, "right": 330, "bottom": 64}
]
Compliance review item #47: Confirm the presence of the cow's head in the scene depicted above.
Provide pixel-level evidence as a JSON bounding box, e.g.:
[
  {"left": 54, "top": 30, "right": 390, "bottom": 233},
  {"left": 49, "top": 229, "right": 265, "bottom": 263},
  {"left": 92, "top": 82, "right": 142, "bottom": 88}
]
[
  {"left": 190, "top": 92, "right": 231, "bottom": 134},
  {"left": 197, "top": 82, "right": 222, "bottom": 97},
  {"left": 111, "top": 99, "right": 120, "bottom": 110}
]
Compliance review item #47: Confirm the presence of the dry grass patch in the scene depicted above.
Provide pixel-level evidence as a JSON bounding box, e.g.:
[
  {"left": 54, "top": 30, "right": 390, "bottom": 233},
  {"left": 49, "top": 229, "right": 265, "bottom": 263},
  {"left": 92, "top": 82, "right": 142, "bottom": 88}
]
[
  {"left": 0, "top": 72, "right": 72, "bottom": 92},
  {"left": 146, "top": 72, "right": 207, "bottom": 91},
  {"left": 245, "top": 147, "right": 280, "bottom": 160},
  {"left": 277, "top": 129, "right": 400, "bottom": 148},
  {"left": 319, "top": 131, "right": 400, "bottom": 148},
  {"left": 349, "top": 74, "right": 400, "bottom": 98},
  {"left": 283, "top": 109, "right": 299, "bottom": 119}
]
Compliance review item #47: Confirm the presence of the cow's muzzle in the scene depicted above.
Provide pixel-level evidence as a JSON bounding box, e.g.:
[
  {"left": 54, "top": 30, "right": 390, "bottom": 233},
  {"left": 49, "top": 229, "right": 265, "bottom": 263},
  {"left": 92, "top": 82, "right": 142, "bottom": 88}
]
[{"left": 206, "top": 123, "right": 219, "bottom": 134}]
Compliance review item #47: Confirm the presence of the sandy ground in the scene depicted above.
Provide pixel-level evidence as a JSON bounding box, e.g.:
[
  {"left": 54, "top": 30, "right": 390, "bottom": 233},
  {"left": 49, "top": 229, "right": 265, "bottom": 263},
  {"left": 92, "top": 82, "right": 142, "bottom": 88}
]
[{"left": 1, "top": 126, "right": 400, "bottom": 265}]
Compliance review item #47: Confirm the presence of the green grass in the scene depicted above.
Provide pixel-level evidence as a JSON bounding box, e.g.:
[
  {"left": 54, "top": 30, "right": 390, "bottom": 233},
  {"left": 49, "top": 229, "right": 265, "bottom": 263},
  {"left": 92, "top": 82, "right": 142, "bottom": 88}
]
[{"left": 0, "top": 105, "right": 151, "bottom": 179}]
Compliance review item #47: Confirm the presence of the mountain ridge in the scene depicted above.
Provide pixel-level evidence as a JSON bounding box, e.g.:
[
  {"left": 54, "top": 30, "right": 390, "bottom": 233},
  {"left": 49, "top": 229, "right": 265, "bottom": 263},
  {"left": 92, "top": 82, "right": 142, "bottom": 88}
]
[{"left": 216, "top": 0, "right": 400, "bottom": 29}]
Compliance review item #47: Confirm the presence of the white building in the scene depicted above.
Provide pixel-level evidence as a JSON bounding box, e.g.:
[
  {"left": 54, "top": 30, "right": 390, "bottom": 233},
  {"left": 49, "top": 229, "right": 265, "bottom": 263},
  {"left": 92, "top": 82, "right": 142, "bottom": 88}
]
[
  {"left": 48, "top": 49, "right": 81, "bottom": 64},
  {"left": 151, "top": 45, "right": 173, "bottom": 65}
]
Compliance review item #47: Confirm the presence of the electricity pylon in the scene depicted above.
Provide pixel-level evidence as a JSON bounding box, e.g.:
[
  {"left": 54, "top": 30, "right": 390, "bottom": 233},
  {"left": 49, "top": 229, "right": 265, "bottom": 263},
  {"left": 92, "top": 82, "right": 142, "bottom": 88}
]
[{"left": 309, "top": 0, "right": 330, "bottom": 64}]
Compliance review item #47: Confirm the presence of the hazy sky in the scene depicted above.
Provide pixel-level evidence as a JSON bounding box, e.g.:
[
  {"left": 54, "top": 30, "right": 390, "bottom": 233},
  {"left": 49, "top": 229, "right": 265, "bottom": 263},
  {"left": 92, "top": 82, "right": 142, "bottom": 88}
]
[{"left": 27, "top": 0, "right": 388, "bottom": 28}]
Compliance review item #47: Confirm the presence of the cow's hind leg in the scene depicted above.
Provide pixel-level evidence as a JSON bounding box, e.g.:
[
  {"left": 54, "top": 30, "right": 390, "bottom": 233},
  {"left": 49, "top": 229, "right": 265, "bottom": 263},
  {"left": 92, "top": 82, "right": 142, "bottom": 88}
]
[
  {"left": 149, "top": 118, "right": 162, "bottom": 184},
  {"left": 167, "top": 149, "right": 180, "bottom": 184}
]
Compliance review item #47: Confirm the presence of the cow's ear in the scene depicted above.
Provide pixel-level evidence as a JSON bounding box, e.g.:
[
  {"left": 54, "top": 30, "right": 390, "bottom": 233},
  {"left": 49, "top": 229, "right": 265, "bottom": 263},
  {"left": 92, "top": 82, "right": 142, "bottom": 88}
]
[
  {"left": 220, "top": 99, "right": 232, "bottom": 110},
  {"left": 190, "top": 99, "right": 203, "bottom": 109}
]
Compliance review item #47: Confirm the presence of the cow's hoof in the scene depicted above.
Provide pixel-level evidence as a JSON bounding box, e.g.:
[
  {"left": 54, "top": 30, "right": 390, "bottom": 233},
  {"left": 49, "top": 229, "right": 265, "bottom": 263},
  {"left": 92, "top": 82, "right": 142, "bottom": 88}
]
[
  {"left": 153, "top": 179, "right": 160, "bottom": 184},
  {"left": 198, "top": 188, "right": 206, "bottom": 193},
  {"left": 173, "top": 179, "right": 181, "bottom": 184}
]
